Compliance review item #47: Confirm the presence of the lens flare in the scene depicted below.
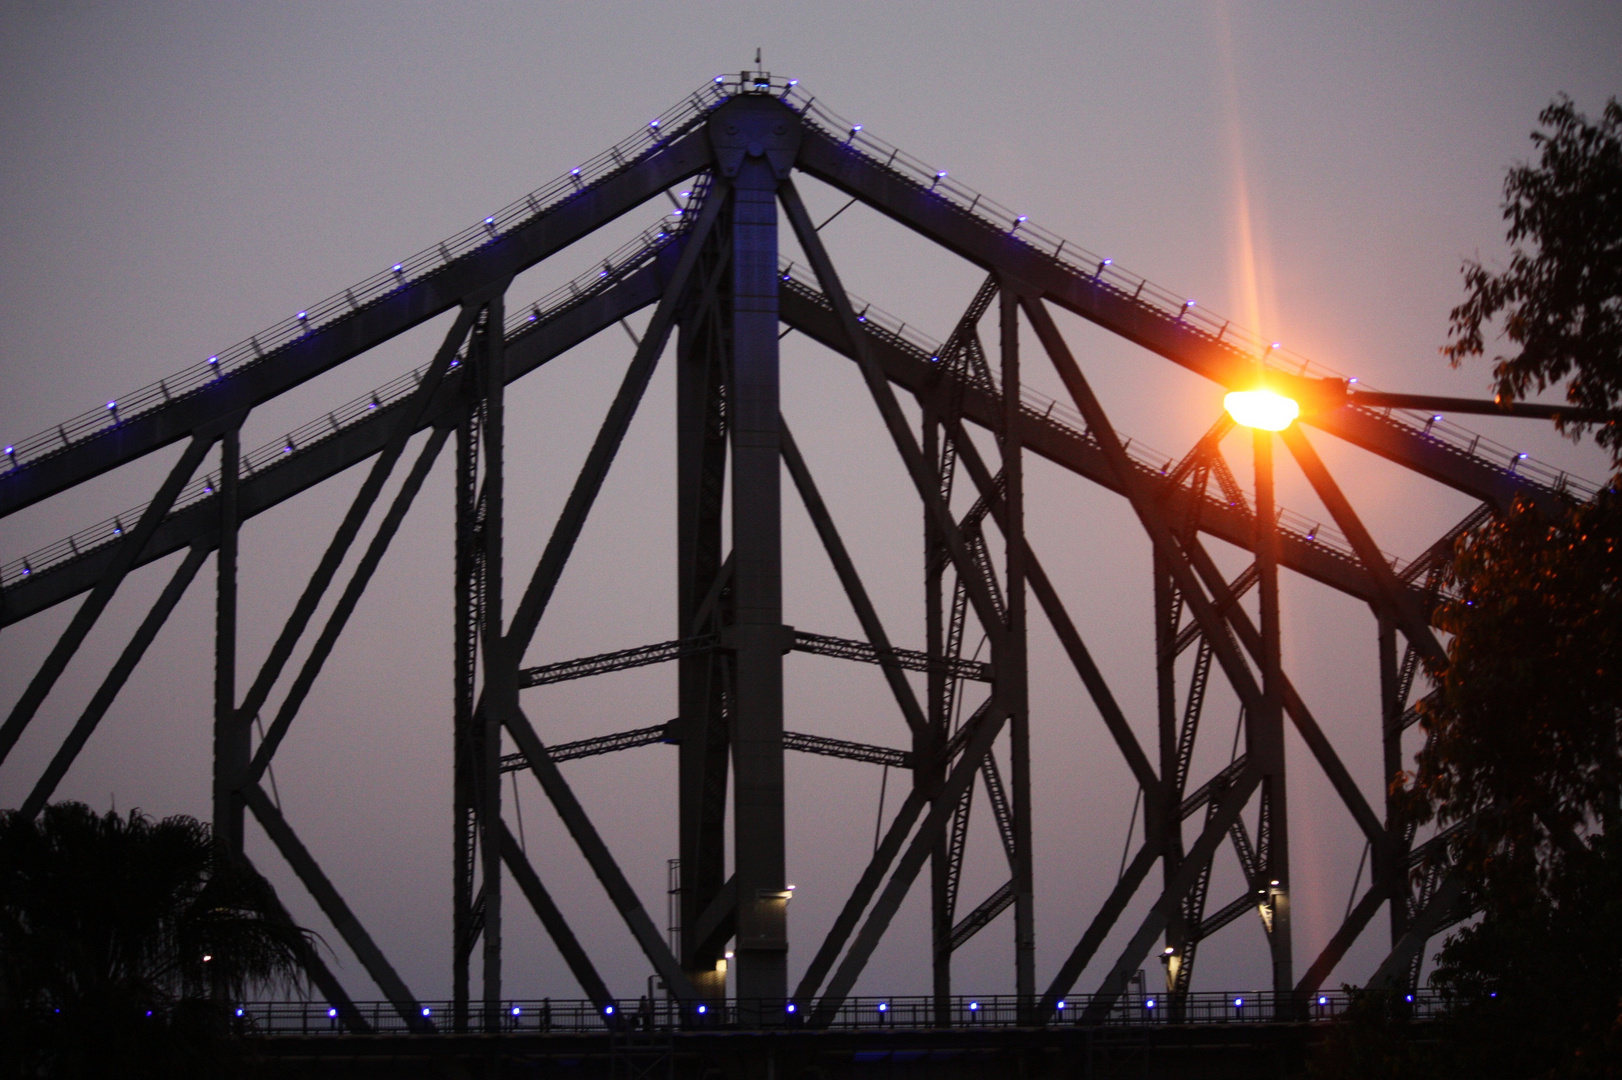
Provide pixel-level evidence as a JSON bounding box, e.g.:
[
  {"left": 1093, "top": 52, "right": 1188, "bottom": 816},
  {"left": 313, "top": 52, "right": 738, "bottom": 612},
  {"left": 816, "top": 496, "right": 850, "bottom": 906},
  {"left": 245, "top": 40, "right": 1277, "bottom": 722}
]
[{"left": 1224, "top": 389, "right": 1299, "bottom": 431}]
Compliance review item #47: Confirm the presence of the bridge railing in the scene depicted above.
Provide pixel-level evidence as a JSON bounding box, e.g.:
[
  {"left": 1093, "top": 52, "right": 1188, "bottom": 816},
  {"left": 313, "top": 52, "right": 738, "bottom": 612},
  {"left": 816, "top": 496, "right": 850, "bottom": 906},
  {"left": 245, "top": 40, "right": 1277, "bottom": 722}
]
[
  {"left": 0, "top": 83, "right": 730, "bottom": 479},
  {"left": 0, "top": 192, "right": 707, "bottom": 592},
  {"left": 769, "top": 78, "right": 1598, "bottom": 504},
  {"left": 7, "top": 74, "right": 1599, "bottom": 595},
  {"left": 225, "top": 990, "right": 1445, "bottom": 1035}
]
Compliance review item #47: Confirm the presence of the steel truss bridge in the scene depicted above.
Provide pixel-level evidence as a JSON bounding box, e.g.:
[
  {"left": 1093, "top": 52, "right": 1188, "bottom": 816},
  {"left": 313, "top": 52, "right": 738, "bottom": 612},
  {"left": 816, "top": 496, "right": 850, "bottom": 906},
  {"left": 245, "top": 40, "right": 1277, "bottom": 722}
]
[{"left": 0, "top": 71, "right": 1590, "bottom": 1037}]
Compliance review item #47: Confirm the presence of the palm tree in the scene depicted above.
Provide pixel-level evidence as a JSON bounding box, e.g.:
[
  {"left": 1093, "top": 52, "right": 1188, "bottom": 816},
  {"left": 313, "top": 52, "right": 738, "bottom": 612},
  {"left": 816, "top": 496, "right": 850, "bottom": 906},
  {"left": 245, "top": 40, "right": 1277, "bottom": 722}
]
[{"left": 0, "top": 802, "right": 312, "bottom": 1078}]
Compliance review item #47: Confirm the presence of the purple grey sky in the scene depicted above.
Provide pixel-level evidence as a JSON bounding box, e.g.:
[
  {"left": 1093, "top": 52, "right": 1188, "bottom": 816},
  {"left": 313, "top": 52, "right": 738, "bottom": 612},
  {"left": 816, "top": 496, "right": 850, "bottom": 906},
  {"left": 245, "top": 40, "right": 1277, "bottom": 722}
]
[{"left": 2, "top": 2, "right": 1618, "bottom": 1003}]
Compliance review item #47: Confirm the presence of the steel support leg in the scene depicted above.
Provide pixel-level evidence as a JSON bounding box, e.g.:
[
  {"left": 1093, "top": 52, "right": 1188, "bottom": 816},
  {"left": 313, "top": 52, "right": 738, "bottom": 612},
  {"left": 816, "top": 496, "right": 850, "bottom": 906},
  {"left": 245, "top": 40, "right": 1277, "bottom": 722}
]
[
  {"left": 924, "top": 411, "right": 951, "bottom": 1023},
  {"left": 1378, "top": 615, "right": 1409, "bottom": 948},
  {"left": 453, "top": 404, "right": 480, "bottom": 1032},
  {"left": 478, "top": 298, "right": 508, "bottom": 1030},
  {"left": 677, "top": 220, "right": 732, "bottom": 1003},
  {"left": 215, "top": 425, "right": 245, "bottom": 859},
  {"left": 730, "top": 154, "right": 788, "bottom": 1008},
  {"left": 999, "top": 287, "right": 1035, "bottom": 1006},
  {"left": 1154, "top": 549, "right": 1188, "bottom": 995},
  {"left": 1252, "top": 429, "right": 1293, "bottom": 1000}
]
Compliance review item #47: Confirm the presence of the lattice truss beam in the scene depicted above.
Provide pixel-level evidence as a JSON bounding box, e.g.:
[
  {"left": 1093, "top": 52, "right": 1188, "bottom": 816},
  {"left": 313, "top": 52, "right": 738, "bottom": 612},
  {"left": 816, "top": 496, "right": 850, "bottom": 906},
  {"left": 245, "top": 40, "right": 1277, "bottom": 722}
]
[{"left": 2, "top": 74, "right": 1562, "bottom": 1029}]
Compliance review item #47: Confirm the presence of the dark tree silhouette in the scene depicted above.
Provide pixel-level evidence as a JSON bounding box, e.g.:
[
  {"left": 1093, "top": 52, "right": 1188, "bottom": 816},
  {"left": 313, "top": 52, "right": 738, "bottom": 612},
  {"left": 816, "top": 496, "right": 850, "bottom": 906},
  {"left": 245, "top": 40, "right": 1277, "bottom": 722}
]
[
  {"left": 1342, "top": 93, "right": 1622, "bottom": 1080},
  {"left": 1409, "top": 490, "right": 1622, "bottom": 901},
  {"left": 1442, "top": 95, "right": 1622, "bottom": 463},
  {"left": 0, "top": 802, "right": 312, "bottom": 1078},
  {"left": 1395, "top": 493, "right": 1622, "bottom": 1078}
]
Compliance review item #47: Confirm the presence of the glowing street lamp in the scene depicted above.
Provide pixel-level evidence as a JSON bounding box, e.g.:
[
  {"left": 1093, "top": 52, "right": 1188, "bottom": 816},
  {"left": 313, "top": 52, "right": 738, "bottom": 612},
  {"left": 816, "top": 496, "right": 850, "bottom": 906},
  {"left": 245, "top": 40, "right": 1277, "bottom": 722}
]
[{"left": 1224, "top": 388, "right": 1300, "bottom": 431}]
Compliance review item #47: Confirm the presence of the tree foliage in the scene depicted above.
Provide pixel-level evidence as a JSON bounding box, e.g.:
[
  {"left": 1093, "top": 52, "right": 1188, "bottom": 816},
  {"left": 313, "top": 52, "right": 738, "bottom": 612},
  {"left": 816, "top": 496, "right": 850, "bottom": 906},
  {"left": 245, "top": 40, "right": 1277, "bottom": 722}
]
[
  {"left": 1408, "top": 489, "right": 1622, "bottom": 904},
  {"left": 1391, "top": 490, "right": 1622, "bottom": 1077},
  {"left": 1319, "top": 94, "right": 1622, "bottom": 1079},
  {"left": 1443, "top": 96, "right": 1622, "bottom": 463},
  {"left": 0, "top": 803, "right": 312, "bottom": 1078}
]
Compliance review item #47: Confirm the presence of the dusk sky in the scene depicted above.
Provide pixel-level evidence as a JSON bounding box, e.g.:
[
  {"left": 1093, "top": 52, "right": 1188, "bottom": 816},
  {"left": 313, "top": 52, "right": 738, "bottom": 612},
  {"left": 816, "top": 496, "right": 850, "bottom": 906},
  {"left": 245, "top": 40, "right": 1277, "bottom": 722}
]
[{"left": 3, "top": 2, "right": 1619, "bottom": 1005}]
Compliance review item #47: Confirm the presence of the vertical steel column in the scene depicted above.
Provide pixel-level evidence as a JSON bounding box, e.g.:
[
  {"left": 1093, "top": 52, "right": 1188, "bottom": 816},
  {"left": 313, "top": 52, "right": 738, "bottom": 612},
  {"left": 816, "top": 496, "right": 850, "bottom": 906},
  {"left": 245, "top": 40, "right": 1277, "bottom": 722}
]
[
  {"left": 924, "top": 411, "right": 952, "bottom": 1022},
  {"left": 676, "top": 212, "right": 732, "bottom": 1002},
  {"left": 1000, "top": 288, "right": 1035, "bottom": 1004},
  {"left": 1377, "top": 615, "right": 1408, "bottom": 947},
  {"left": 1252, "top": 429, "right": 1293, "bottom": 997},
  {"left": 214, "top": 426, "right": 245, "bottom": 858},
  {"left": 1153, "top": 550, "right": 1186, "bottom": 991},
  {"left": 452, "top": 403, "right": 481, "bottom": 1032},
  {"left": 729, "top": 141, "right": 787, "bottom": 1009},
  {"left": 477, "top": 298, "right": 507, "bottom": 1029}
]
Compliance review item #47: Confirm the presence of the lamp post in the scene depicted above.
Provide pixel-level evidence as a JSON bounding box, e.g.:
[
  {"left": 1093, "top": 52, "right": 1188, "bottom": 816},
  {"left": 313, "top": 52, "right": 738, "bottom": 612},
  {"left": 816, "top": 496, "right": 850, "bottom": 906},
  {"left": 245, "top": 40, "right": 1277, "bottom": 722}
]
[{"left": 1224, "top": 384, "right": 1296, "bottom": 1004}]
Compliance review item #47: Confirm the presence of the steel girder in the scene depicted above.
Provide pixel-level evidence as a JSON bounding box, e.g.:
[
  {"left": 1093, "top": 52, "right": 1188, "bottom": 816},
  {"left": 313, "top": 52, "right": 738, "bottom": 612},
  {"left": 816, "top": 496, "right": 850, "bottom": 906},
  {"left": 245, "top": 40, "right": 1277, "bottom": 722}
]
[{"left": 0, "top": 77, "right": 1536, "bottom": 1027}]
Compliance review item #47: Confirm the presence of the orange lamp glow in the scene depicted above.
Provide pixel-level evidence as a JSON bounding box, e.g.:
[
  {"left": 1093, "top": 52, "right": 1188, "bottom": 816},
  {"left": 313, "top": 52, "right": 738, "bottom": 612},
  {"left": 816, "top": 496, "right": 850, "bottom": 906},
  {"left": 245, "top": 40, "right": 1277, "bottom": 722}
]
[{"left": 1224, "top": 389, "right": 1300, "bottom": 431}]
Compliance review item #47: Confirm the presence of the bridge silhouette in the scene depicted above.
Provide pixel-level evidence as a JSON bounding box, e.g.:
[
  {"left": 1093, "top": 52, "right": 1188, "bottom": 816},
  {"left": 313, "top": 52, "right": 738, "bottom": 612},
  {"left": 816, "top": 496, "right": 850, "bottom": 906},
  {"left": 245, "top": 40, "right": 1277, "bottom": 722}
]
[{"left": 0, "top": 69, "right": 1586, "bottom": 1054}]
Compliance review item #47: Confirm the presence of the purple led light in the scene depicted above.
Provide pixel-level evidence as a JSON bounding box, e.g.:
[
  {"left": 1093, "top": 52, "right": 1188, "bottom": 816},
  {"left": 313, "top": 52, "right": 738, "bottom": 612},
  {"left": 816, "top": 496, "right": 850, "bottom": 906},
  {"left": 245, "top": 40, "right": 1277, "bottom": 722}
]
[
  {"left": 1145, "top": 998, "right": 1156, "bottom": 1008},
  {"left": 968, "top": 1001, "right": 979, "bottom": 1011},
  {"left": 421, "top": 1007, "right": 431, "bottom": 1017},
  {"left": 604, "top": 1005, "right": 615, "bottom": 1015},
  {"left": 107, "top": 401, "right": 117, "bottom": 411},
  {"left": 1233, "top": 997, "right": 1244, "bottom": 1008},
  {"left": 786, "top": 1003, "right": 796, "bottom": 1013},
  {"left": 697, "top": 1004, "right": 707, "bottom": 1014},
  {"left": 297, "top": 311, "right": 308, "bottom": 320},
  {"left": 511, "top": 1006, "right": 521, "bottom": 1016},
  {"left": 327, "top": 1007, "right": 338, "bottom": 1018},
  {"left": 393, "top": 264, "right": 404, "bottom": 273},
  {"left": 876, "top": 1002, "right": 888, "bottom": 1013},
  {"left": 1056, "top": 1000, "right": 1067, "bottom": 1010}
]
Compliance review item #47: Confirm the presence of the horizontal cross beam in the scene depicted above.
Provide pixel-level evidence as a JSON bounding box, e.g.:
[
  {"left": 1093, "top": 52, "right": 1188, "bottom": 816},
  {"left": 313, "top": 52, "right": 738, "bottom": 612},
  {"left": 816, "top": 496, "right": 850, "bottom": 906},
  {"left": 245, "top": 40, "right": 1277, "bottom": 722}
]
[
  {"left": 499, "top": 723, "right": 912, "bottom": 773},
  {"left": 516, "top": 629, "right": 990, "bottom": 689}
]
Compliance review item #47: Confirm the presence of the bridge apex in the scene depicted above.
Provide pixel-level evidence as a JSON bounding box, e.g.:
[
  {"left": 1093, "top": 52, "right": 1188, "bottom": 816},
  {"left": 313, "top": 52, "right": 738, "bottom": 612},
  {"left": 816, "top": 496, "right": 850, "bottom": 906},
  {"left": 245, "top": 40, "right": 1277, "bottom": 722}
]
[{"left": 708, "top": 94, "right": 802, "bottom": 179}]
